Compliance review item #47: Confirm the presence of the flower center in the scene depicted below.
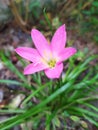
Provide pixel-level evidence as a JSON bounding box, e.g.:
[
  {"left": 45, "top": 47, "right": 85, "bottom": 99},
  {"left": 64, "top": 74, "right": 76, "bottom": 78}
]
[{"left": 48, "top": 59, "right": 56, "bottom": 68}]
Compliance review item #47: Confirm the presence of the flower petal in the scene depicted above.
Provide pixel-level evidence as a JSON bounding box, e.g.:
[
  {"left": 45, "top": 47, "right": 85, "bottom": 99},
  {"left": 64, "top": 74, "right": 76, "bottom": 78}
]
[
  {"left": 31, "top": 29, "right": 52, "bottom": 59},
  {"left": 58, "top": 47, "right": 77, "bottom": 62},
  {"left": 24, "top": 63, "right": 48, "bottom": 75},
  {"left": 44, "top": 63, "right": 63, "bottom": 79},
  {"left": 15, "top": 47, "right": 41, "bottom": 62},
  {"left": 51, "top": 24, "right": 66, "bottom": 55}
]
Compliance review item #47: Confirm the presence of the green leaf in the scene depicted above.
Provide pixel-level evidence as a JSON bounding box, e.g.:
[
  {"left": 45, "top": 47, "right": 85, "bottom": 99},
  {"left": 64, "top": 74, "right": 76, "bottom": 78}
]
[
  {"left": 70, "top": 115, "right": 80, "bottom": 122},
  {"left": 0, "top": 82, "right": 72, "bottom": 130},
  {"left": 92, "top": 1, "right": 98, "bottom": 7},
  {"left": 53, "top": 116, "right": 60, "bottom": 127},
  {"left": 0, "top": 79, "right": 21, "bottom": 85},
  {"left": 84, "top": 115, "right": 98, "bottom": 127}
]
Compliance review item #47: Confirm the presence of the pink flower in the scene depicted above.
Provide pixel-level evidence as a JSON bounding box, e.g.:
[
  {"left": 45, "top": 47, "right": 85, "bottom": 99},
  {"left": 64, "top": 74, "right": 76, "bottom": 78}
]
[{"left": 15, "top": 24, "right": 77, "bottom": 79}]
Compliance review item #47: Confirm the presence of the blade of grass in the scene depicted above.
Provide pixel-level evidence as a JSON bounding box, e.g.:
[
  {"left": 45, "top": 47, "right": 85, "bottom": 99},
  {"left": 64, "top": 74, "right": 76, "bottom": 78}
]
[
  {"left": 0, "top": 79, "right": 22, "bottom": 85},
  {"left": 83, "top": 114, "right": 98, "bottom": 127},
  {"left": 0, "top": 109, "right": 25, "bottom": 114},
  {"left": 43, "top": 8, "right": 53, "bottom": 32},
  {"left": 22, "top": 81, "right": 52, "bottom": 105},
  {"left": 72, "top": 107, "right": 98, "bottom": 118},
  {"left": 1, "top": 52, "right": 26, "bottom": 82},
  {"left": 0, "top": 82, "right": 72, "bottom": 130}
]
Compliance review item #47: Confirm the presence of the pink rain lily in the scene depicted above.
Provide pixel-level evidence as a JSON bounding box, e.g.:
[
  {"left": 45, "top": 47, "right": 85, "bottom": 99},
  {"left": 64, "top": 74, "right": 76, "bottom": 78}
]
[{"left": 15, "top": 24, "right": 77, "bottom": 79}]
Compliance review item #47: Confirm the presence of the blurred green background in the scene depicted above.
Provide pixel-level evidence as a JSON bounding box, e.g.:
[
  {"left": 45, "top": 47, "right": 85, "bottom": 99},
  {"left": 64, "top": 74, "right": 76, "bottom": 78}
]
[{"left": 0, "top": 0, "right": 98, "bottom": 42}]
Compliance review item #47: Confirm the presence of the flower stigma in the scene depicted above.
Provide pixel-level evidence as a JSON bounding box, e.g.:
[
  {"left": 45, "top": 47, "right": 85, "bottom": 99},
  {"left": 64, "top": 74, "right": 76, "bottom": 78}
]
[{"left": 48, "top": 59, "right": 56, "bottom": 68}]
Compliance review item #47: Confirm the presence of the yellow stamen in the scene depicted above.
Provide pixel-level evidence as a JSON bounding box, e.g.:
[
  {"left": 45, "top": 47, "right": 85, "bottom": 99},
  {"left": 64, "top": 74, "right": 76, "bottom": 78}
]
[{"left": 48, "top": 59, "right": 56, "bottom": 68}]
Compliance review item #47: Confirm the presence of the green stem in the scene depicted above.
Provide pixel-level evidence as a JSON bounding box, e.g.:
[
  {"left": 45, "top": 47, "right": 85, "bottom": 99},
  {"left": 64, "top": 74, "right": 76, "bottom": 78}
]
[{"left": 43, "top": 8, "right": 53, "bottom": 33}]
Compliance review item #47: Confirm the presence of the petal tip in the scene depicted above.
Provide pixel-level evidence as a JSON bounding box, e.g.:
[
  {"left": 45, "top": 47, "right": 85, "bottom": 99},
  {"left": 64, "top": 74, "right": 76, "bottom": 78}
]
[
  {"left": 60, "top": 24, "right": 66, "bottom": 30},
  {"left": 31, "top": 29, "right": 39, "bottom": 36},
  {"left": 23, "top": 71, "right": 27, "bottom": 75},
  {"left": 73, "top": 48, "right": 77, "bottom": 54},
  {"left": 14, "top": 48, "right": 17, "bottom": 52},
  {"left": 14, "top": 47, "right": 24, "bottom": 54},
  {"left": 14, "top": 48, "right": 19, "bottom": 53},
  {"left": 46, "top": 72, "right": 61, "bottom": 79},
  {"left": 70, "top": 48, "right": 77, "bottom": 56},
  {"left": 24, "top": 69, "right": 30, "bottom": 75}
]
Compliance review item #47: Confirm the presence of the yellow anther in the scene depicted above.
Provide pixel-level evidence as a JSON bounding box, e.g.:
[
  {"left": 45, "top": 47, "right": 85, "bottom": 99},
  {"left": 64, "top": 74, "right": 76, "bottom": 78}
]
[{"left": 48, "top": 59, "right": 56, "bottom": 68}]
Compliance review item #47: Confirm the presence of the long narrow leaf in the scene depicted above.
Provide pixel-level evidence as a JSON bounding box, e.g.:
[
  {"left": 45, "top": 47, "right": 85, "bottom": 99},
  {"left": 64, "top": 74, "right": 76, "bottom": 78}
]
[{"left": 0, "top": 82, "right": 72, "bottom": 130}]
